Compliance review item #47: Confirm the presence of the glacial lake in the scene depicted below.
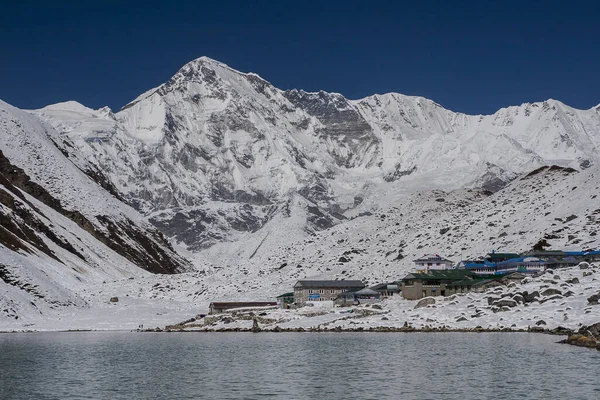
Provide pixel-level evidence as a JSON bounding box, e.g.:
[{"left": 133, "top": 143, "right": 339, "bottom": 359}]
[{"left": 0, "top": 332, "right": 599, "bottom": 399}]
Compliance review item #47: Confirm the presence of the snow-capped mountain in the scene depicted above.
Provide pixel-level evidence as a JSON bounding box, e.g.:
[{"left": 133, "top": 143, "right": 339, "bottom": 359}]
[
  {"left": 30, "top": 57, "right": 600, "bottom": 251},
  {"left": 2, "top": 56, "right": 600, "bottom": 329}
]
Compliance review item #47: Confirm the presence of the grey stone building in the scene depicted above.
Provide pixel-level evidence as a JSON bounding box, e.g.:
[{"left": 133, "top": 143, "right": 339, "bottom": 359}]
[{"left": 293, "top": 280, "right": 365, "bottom": 304}]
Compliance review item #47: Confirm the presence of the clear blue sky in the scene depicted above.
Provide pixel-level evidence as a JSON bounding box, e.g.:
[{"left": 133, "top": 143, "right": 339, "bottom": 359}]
[{"left": 1, "top": 0, "right": 599, "bottom": 114}]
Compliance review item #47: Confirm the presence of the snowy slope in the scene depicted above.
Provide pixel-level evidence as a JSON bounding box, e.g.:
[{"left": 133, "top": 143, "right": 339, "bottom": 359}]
[
  {"left": 3, "top": 163, "right": 598, "bottom": 332},
  {"left": 0, "top": 100, "right": 193, "bottom": 326}
]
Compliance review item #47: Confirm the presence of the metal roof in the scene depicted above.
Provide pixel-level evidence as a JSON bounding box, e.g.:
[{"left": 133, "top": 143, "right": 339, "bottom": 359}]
[
  {"left": 413, "top": 254, "right": 453, "bottom": 263},
  {"left": 294, "top": 280, "right": 365, "bottom": 289},
  {"left": 355, "top": 288, "right": 380, "bottom": 296},
  {"left": 276, "top": 292, "right": 294, "bottom": 298},
  {"left": 209, "top": 302, "right": 277, "bottom": 308}
]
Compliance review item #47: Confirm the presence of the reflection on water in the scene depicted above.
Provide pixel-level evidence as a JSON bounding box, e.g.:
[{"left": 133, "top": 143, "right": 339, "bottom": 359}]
[{"left": 1, "top": 332, "right": 599, "bottom": 399}]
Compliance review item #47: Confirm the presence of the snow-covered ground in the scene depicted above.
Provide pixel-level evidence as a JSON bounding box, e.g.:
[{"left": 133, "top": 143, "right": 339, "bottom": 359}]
[
  {"left": 2, "top": 161, "right": 600, "bottom": 331},
  {"left": 180, "top": 264, "right": 600, "bottom": 333}
]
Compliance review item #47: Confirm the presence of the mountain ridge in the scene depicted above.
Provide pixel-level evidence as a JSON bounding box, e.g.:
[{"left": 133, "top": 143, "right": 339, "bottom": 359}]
[
  {"left": 28, "top": 56, "right": 600, "bottom": 252},
  {"left": 121, "top": 57, "right": 599, "bottom": 115}
]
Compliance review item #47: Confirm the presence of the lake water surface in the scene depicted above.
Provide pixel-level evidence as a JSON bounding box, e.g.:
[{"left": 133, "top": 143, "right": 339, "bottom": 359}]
[{"left": 1, "top": 332, "right": 599, "bottom": 399}]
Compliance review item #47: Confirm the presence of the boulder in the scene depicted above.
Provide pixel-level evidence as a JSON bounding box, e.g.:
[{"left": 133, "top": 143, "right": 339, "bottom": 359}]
[
  {"left": 512, "top": 294, "right": 524, "bottom": 304},
  {"left": 588, "top": 293, "right": 600, "bottom": 305},
  {"left": 583, "top": 271, "right": 593, "bottom": 277},
  {"left": 579, "top": 262, "right": 590, "bottom": 270},
  {"left": 109, "top": 297, "right": 119, "bottom": 303},
  {"left": 493, "top": 299, "right": 518, "bottom": 308},
  {"left": 540, "top": 295, "right": 564, "bottom": 304},
  {"left": 487, "top": 296, "right": 501, "bottom": 306},
  {"left": 251, "top": 317, "right": 261, "bottom": 333},
  {"left": 540, "top": 288, "right": 562, "bottom": 297},
  {"left": 552, "top": 326, "right": 572, "bottom": 335},
  {"left": 523, "top": 291, "right": 540, "bottom": 303},
  {"left": 561, "top": 334, "right": 598, "bottom": 348},
  {"left": 578, "top": 322, "right": 600, "bottom": 337},
  {"left": 535, "top": 320, "right": 547, "bottom": 326},
  {"left": 415, "top": 297, "right": 436, "bottom": 309},
  {"left": 566, "top": 277, "right": 580, "bottom": 285}
]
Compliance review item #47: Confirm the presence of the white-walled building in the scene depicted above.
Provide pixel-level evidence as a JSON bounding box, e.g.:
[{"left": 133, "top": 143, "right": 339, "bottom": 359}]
[{"left": 414, "top": 254, "right": 454, "bottom": 272}]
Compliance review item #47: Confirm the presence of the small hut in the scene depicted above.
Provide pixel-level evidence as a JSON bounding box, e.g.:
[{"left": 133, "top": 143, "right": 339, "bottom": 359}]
[
  {"left": 335, "top": 288, "right": 381, "bottom": 306},
  {"left": 276, "top": 292, "right": 294, "bottom": 309}
]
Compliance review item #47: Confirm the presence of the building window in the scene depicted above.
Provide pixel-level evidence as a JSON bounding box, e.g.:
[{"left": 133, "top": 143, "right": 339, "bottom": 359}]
[{"left": 309, "top": 289, "right": 313, "bottom": 294}]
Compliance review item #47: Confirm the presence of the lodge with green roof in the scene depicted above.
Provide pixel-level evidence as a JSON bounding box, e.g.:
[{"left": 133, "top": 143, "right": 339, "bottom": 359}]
[{"left": 400, "top": 270, "right": 523, "bottom": 300}]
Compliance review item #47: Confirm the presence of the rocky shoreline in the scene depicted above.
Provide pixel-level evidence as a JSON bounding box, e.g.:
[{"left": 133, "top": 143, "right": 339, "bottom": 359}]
[
  {"left": 558, "top": 323, "right": 600, "bottom": 350},
  {"left": 153, "top": 322, "right": 574, "bottom": 335}
]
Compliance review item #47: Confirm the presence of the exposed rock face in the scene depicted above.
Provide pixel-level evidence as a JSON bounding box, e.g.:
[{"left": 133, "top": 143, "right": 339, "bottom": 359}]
[{"left": 0, "top": 136, "right": 187, "bottom": 274}]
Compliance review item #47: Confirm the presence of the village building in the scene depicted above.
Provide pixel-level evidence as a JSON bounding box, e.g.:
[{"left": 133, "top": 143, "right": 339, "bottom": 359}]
[
  {"left": 293, "top": 280, "right": 365, "bottom": 305},
  {"left": 276, "top": 292, "right": 294, "bottom": 309},
  {"left": 459, "top": 251, "right": 546, "bottom": 275},
  {"left": 584, "top": 250, "right": 600, "bottom": 262},
  {"left": 495, "top": 257, "right": 546, "bottom": 274},
  {"left": 401, "top": 270, "right": 478, "bottom": 300},
  {"left": 400, "top": 270, "right": 526, "bottom": 300},
  {"left": 445, "top": 277, "right": 503, "bottom": 294},
  {"left": 521, "top": 250, "right": 600, "bottom": 267},
  {"left": 208, "top": 301, "right": 277, "bottom": 315},
  {"left": 369, "top": 282, "right": 401, "bottom": 297},
  {"left": 402, "top": 269, "right": 527, "bottom": 300},
  {"left": 334, "top": 288, "right": 381, "bottom": 307},
  {"left": 413, "top": 254, "right": 454, "bottom": 272},
  {"left": 484, "top": 251, "right": 521, "bottom": 263}
]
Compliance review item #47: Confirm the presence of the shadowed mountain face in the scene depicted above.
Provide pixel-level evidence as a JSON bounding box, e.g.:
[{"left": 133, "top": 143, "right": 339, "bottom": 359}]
[
  {"left": 0, "top": 101, "right": 189, "bottom": 274},
  {"left": 27, "top": 57, "right": 600, "bottom": 252}
]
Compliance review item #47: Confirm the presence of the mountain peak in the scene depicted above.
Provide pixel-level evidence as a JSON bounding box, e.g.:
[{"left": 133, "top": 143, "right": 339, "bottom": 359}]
[
  {"left": 186, "top": 56, "right": 228, "bottom": 68},
  {"left": 175, "top": 56, "right": 250, "bottom": 78},
  {"left": 39, "top": 100, "right": 92, "bottom": 113}
]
